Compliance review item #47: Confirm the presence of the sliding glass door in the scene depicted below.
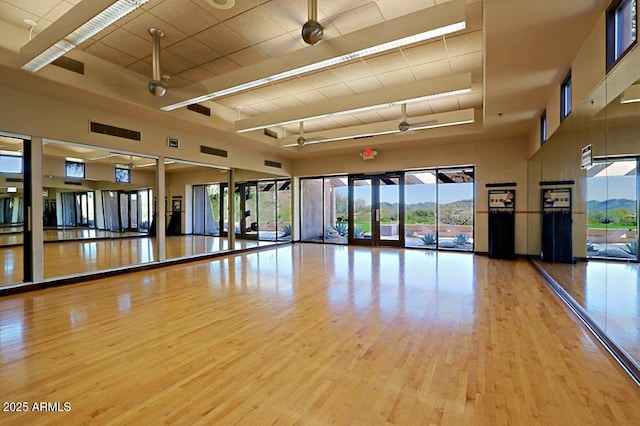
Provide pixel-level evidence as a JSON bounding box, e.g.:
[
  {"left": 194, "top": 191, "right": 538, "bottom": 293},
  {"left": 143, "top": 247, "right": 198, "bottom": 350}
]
[{"left": 349, "top": 174, "right": 404, "bottom": 247}]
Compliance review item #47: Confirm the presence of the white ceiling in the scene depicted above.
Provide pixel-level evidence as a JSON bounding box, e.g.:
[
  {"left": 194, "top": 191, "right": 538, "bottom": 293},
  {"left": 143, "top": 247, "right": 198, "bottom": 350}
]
[{"left": 0, "top": 0, "right": 611, "bottom": 159}]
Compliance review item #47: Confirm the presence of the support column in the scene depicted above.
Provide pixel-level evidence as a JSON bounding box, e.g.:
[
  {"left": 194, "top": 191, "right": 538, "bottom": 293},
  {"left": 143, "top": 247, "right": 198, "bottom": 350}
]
[
  {"left": 25, "top": 137, "right": 44, "bottom": 282},
  {"left": 227, "top": 168, "right": 235, "bottom": 249},
  {"left": 156, "top": 156, "right": 166, "bottom": 261}
]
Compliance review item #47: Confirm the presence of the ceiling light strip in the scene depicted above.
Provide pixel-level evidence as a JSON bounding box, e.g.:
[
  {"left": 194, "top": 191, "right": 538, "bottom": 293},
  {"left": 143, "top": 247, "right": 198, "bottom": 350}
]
[
  {"left": 21, "top": 0, "right": 148, "bottom": 72},
  {"left": 161, "top": 0, "right": 466, "bottom": 111},
  {"left": 237, "top": 88, "right": 471, "bottom": 133}
]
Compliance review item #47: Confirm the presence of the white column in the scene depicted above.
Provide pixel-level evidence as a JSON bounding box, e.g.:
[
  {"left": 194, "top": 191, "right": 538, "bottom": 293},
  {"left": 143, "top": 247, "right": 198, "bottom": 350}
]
[
  {"left": 227, "top": 168, "right": 235, "bottom": 248},
  {"left": 30, "top": 136, "right": 44, "bottom": 282}
]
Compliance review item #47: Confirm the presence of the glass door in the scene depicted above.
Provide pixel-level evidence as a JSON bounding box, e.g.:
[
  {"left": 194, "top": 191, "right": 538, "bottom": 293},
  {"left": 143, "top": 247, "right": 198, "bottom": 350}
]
[{"left": 349, "top": 174, "right": 404, "bottom": 247}]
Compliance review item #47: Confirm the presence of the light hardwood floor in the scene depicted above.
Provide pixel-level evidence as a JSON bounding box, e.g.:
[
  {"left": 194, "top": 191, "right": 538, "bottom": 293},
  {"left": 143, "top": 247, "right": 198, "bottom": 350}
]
[{"left": 1, "top": 244, "right": 639, "bottom": 424}]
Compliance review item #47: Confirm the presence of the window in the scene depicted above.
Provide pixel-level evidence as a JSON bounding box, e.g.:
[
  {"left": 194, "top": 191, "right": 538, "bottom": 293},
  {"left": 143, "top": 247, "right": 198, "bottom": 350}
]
[
  {"left": 607, "top": 0, "right": 637, "bottom": 68},
  {"left": 560, "top": 71, "right": 572, "bottom": 122},
  {"left": 540, "top": 110, "right": 547, "bottom": 143}
]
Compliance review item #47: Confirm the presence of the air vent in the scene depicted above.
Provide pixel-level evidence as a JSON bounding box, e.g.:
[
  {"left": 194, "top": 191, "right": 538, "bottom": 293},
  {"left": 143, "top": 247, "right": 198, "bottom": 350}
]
[
  {"left": 187, "top": 103, "right": 211, "bottom": 117},
  {"left": 64, "top": 181, "right": 83, "bottom": 186},
  {"left": 90, "top": 122, "right": 141, "bottom": 141},
  {"left": 52, "top": 56, "right": 84, "bottom": 75},
  {"left": 6, "top": 177, "right": 24, "bottom": 183},
  {"left": 200, "top": 145, "right": 228, "bottom": 158},
  {"left": 264, "top": 160, "right": 281, "bottom": 169},
  {"left": 263, "top": 128, "right": 278, "bottom": 139}
]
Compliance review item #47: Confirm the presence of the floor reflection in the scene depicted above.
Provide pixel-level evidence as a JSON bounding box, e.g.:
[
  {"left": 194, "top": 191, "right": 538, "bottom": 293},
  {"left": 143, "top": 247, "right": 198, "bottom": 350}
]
[{"left": 535, "top": 259, "right": 640, "bottom": 365}]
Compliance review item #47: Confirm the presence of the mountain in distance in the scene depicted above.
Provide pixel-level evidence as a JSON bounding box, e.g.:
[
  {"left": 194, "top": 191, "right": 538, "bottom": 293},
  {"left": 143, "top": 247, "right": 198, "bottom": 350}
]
[
  {"left": 380, "top": 200, "right": 473, "bottom": 211},
  {"left": 587, "top": 199, "right": 635, "bottom": 212}
]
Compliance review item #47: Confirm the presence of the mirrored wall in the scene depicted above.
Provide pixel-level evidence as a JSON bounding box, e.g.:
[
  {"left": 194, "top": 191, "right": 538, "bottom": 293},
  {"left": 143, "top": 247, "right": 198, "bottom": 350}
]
[
  {"left": 0, "top": 135, "right": 24, "bottom": 286},
  {"left": 42, "top": 141, "right": 157, "bottom": 280},
  {"left": 528, "top": 45, "right": 640, "bottom": 377}
]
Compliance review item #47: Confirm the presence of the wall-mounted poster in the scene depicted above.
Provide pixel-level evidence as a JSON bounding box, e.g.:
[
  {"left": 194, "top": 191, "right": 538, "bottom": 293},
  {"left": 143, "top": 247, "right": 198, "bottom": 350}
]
[
  {"left": 489, "top": 190, "right": 515, "bottom": 209},
  {"left": 542, "top": 188, "right": 571, "bottom": 209}
]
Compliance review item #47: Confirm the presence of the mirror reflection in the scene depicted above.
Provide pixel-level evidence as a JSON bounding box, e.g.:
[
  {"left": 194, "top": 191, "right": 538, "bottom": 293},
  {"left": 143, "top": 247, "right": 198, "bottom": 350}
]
[
  {"left": 528, "top": 46, "right": 640, "bottom": 372},
  {"left": 0, "top": 135, "right": 24, "bottom": 286}
]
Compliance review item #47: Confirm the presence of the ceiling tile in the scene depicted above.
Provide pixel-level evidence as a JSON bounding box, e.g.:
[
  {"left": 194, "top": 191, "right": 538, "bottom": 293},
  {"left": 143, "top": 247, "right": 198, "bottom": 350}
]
[
  {"left": 407, "top": 102, "right": 434, "bottom": 117},
  {"left": 166, "top": 37, "right": 220, "bottom": 66},
  {"left": 255, "top": 33, "right": 304, "bottom": 58},
  {"left": 227, "top": 46, "right": 269, "bottom": 67},
  {"left": 178, "top": 66, "right": 217, "bottom": 83},
  {"left": 41, "top": 1, "right": 73, "bottom": 22},
  {"left": 350, "top": 110, "right": 385, "bottom": 124},
  {"left": 0, "top": 2, "right": 41, "bottom": 30},
  {"left": 331, "top": 115, "right": 363, "bottom": 127},
  {"left": 100, "top": 29, "right": 150, "bottom": 59},
  {"left": 293, "top": 90, "right": 329, "bottom": 105},
  {"left": 225, "top": 6, "right": 286, "bottom": 45},
  {"left": 189, "top": 0, "right": 264, "bottom": 21},
  {"left": 444, "top": 30, "right": 483, "bottom": 57},
  {"left": 194, "top": 23, "right": 251, "bottom": 56},
  {"left": 375, "top": 0, "right": 436, "bottom": 20},
  {"left": 126, "top": 60, "right": 153, "bottom": 77},
  {"left": 262, "top": 0, "right": 307, "bottom": 33},
  {"left": 449, "top": 51, "right": 483, "bottom": 74},
  {"left": 300, "top": 70, "right": 342, "bottom": 89},
  {"left": 148, "top": 0, "right": 219, "bottom": 36},
  {"left": 159, "top": 50, "right": 196, "bottom": 75},
  {"left": 376, "top": 68, "right": 416, "bottom": 88},
  {"left": 119, "top": 11, "right": 188, "bottom": 48},
  {"left": 270, "top": 96, "right": 305, "bottom": 109},
  {"left": 410, "top": 59, "right": 452, "bottom": 81},
  {"left": 84, "top": 41, "right": 137, "bottom": 67},
  {"left": 114, "top": 7, "right": 144, "bottom": 26},
  {"left": 345, "top": 76, "right": 384, "bottom": 94},
  {"left": 166, "top": 74, "right": 192, "bottom": 88},
  {"left": 200, "top": 56, "right": 241, "bottom": 76},
  {"left": 329, "top": 2, "right": 383, "bottom": 36},
  {"left": 364, "top": 50, "right": 408, "bottom": 75},
  {"left": 245, "top": 101, "right": 281, "bottom": 114},
  {"left": 316, "top": 83, "right": 354, "bottom": 99},
  {"left": 317, "top": 0, "right": 373, "bottom": 21},
  {"left": 402, "top": 39, "right": 448, "bottom": 67},
  {"left": 377, "top": 104, "right": 402, "bottom": 121},
  {"left": 86, "top": 24, "right": 118, "bottom": 42},
  {"left": 3, "top": 0, "right": 56, "bottom": 16},
  {"left": 217, "top": 92, "right": 264, "bottom": 109},
  {"left": 331, "top": 60, "right": 373, "bottom": 82}
]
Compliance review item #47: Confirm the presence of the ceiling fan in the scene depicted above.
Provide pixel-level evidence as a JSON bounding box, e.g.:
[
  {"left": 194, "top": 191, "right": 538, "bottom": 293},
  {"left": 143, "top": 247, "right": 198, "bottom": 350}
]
[
  {"left": 148, "top": 27, "right": 167, "bottom": 97},
  {"left": 397, "top": 104, "right": 438, "bottom": 133},
  {"left": 296, "top": 121, "right": 326, "bottom": 146}
]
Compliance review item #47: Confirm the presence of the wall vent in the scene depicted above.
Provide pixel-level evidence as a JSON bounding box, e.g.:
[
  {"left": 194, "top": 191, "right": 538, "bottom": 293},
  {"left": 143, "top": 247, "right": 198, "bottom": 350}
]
[
  {"left": 52, "top": 56, "right": 85, "bottom": 74},
  {"left": 64, "top": 181, "right": 83, "bottom": 186},
  {"left": 6, "top": 177, "right": 24, "bottom": 183},
  {"left": 264, "top": 160, "right": 282, "bottom": 168},
  {"left": 200, "top": 145, "right": 228, "bottom": 158},
  {"left": 90, "top": 122, "right": 141, "bottom": 141},
  {"left": 263, "top": 128, "right": 278, "bottom": 139},
  {"left": 187, "top": 103, "right": 211, "bottom": 117}
]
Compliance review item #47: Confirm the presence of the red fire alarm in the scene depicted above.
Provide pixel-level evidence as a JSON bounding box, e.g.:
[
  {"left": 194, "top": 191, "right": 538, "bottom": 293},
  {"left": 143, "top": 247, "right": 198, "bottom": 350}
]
[{"left": 360, "top": 148, "right": 378, "bottom": 160}]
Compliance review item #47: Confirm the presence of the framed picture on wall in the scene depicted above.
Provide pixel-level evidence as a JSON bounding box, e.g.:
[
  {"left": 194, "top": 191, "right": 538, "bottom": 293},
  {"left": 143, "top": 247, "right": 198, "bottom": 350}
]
[
  {"left": 172, "top": 198, "right": 182, "bottom": 212},
  {"left": 489, "top": 190, "right": 516, "bottom": 209}
]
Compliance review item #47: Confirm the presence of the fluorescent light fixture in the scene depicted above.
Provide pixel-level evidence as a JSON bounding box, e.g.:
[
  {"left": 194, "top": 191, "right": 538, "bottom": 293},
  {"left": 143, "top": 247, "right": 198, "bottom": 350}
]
[
  {"left": 236, "top": 73, "right": 472, "bottom": 133},
  {"left": 280, "top": 108, "right": 475, "bottom": 147},
  {"left": 620, "top": 84, "right": 640, "bottom": 104},
  {"left": 238, "top": 88, "right": 471, "bottom": 133},
  {"left": 65, "top": 156, "right": 84, "bottom": 163},
  {"left": 20, "top": 0, "right": 148, "bottom": 72},
  {"left": 161, "top": 0, "right": 466, "bottom": 111}
]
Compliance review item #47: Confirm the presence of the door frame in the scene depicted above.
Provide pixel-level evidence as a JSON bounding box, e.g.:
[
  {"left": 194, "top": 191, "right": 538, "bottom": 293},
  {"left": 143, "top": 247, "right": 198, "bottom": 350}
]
[{"left": 348, "top": 173, "right": 405, "bottom": 247}]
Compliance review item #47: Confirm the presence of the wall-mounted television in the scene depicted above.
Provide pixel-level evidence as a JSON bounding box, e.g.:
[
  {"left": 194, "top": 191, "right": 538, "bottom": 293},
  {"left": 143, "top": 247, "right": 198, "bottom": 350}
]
[
  {"left": 65, "top": 160, "right": 85, "bottom": 179},
  {"left": 115, "top": 167, "right": 131, "bottom": 183}
]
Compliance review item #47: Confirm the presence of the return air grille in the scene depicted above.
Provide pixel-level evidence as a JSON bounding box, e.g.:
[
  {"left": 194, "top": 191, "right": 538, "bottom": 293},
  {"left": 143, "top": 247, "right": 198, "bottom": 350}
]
[
  {"left": 6, "top": 178, "right": 24, "bottom": 183},
  {"left": 187, "top": 103, "right": 211, "bottom": 116},
  {"left": 200, "top": 145, "right": 228, "bottom": 158},
  {"left": 90, "top": 122, "right": 141, "bottom": 141},
  {"left": 264, "top": 160, "right": 282, "bottom": 168},
  {"left": 52, "top": 56, "right": 84, "bottom": 74}
]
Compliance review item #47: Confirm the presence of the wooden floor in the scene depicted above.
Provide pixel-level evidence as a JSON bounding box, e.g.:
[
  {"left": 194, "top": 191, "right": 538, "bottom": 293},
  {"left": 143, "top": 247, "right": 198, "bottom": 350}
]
[
  {"left": 534, "top": 259, "right": 640, "bottom": 366},
  {"left": 0, "top": 235, "right": 276, "bottom": 285},
  {"left": 1, "top": 244, "right": 639, "bottom": 424}
]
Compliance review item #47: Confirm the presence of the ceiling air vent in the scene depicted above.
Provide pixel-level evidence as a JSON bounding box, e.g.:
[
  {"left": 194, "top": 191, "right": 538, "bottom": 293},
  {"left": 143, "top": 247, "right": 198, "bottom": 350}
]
[
  {"left": 90, "top": 122, "right": 141, "bottom": 141},
  {"left": 52, "top": 56, "right": 84, "bottom": 75},
  {"left": 187, "top": 103, "right": 211, "bottom": 117},
  {"left": 263, "top": 128, "right": 278, "bottom": 139},
  {"left": 200, "top": 145, "right": 228, "bottom": 158},
  {"left": 264, "top": 160, "right": 281, "bottom": 169}
]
